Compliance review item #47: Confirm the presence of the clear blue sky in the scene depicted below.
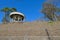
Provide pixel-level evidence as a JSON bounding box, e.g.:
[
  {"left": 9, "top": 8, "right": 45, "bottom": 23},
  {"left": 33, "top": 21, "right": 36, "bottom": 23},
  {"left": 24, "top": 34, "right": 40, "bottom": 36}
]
[{"left": 0, "top": 0, "right": 46, "bottom": 23}]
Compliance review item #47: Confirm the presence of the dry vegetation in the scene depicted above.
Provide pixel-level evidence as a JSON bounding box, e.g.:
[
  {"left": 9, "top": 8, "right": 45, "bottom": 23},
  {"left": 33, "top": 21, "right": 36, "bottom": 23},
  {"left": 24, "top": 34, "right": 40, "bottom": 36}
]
[{"left": 0, "top": 21, "right": 60, "bottom": 40}]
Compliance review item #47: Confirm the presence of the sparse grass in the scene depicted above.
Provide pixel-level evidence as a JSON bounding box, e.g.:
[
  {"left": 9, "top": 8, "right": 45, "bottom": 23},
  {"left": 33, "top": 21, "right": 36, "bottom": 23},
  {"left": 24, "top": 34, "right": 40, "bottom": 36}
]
[{"left": 48, "top": 21, "right": 55, "bottom": 26}]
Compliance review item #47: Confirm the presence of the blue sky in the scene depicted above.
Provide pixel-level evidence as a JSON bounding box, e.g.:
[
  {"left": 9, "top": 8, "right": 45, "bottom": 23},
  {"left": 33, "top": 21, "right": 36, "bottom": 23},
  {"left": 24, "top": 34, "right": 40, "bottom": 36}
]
[{"left": 0, "top": 0, "right": 46, "bottom": 23}]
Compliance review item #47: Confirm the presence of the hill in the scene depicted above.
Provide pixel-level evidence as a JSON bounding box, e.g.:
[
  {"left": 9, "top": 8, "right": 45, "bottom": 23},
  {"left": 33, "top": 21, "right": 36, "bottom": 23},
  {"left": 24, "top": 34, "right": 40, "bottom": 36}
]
[{"left": 0, "top": 21, "right": 60, "bottom": 40}]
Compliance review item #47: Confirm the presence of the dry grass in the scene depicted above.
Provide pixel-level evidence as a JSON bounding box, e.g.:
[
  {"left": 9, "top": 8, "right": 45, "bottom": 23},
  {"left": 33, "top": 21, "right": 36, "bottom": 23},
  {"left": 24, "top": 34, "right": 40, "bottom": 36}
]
[{"left": 0, "top": 21, "right": 60, "bottom": 40}]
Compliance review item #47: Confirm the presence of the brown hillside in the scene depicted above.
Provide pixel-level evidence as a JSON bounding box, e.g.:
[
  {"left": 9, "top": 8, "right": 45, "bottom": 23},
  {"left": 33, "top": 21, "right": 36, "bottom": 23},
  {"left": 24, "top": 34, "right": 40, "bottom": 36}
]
[{"left": 0, "top": 21, "right": 60, "bottom": 40}]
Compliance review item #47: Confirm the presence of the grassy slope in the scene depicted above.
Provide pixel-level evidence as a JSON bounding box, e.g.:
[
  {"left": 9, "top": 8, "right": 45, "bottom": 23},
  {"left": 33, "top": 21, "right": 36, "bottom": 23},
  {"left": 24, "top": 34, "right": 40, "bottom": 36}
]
[{"left": 0, "top": 21, "right": 60, "bottom": 36}]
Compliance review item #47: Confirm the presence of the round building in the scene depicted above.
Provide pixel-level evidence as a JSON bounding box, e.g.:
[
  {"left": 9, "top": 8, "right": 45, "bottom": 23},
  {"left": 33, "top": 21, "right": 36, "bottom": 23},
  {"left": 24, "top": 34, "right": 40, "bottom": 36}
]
[{"left": 10, "top": 12, "right": 24, "bottom": 22}]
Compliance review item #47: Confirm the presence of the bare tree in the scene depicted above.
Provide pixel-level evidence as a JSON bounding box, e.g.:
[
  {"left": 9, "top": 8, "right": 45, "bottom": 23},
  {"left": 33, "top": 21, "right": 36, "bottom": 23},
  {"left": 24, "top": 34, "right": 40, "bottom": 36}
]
[
  {"left": 42, "top": 3, "right": 57, "bottom": 21},
  {"left": 41, "top": 0, "right": 60, "bottom": 21}
]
